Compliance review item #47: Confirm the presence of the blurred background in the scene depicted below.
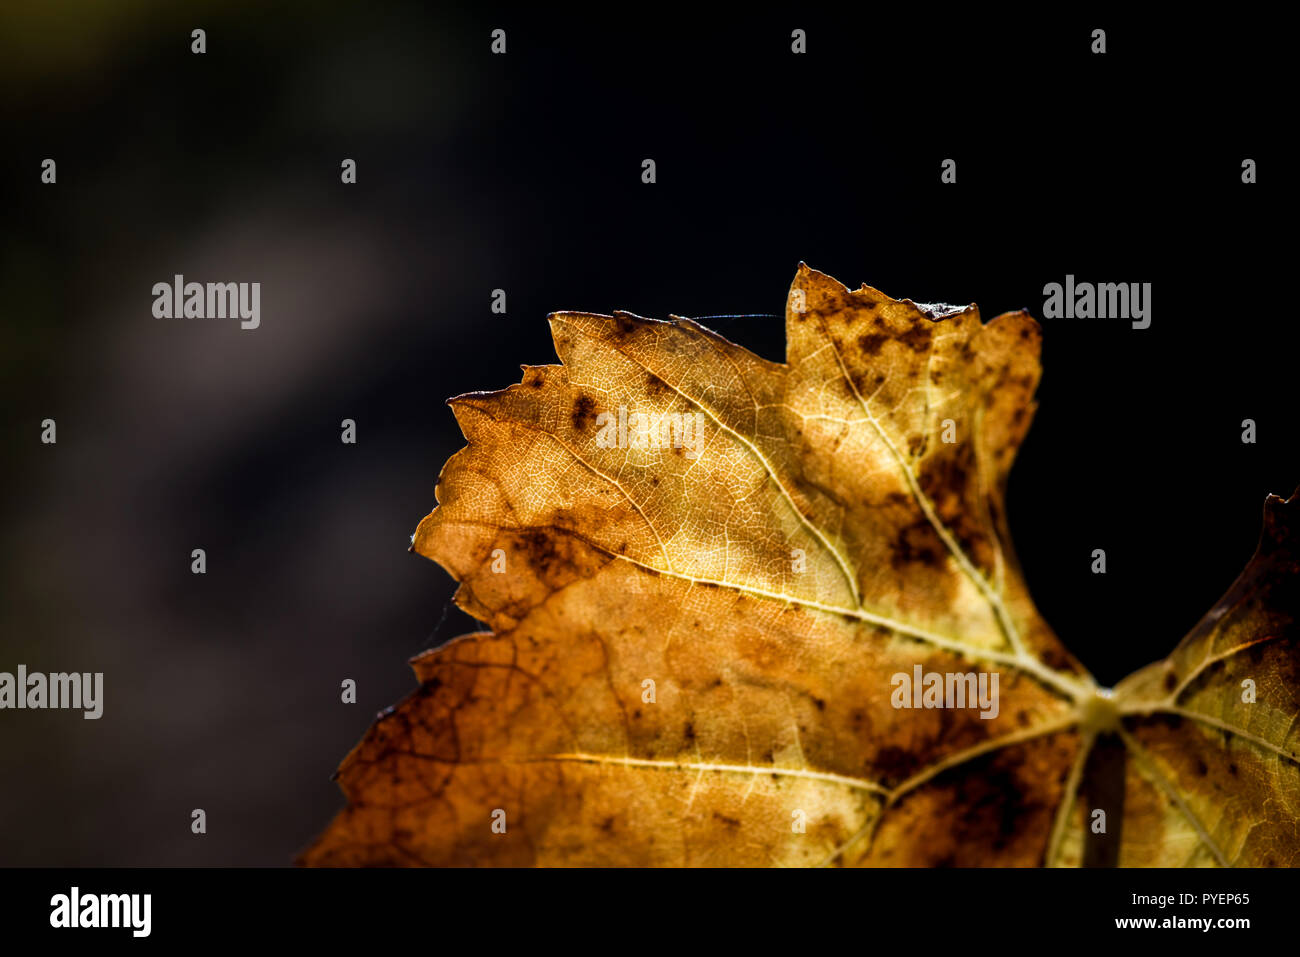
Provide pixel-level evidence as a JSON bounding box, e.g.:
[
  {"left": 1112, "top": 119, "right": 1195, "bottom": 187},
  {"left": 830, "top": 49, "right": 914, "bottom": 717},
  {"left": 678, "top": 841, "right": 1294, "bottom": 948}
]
[{"left": 0, "top": 4, "right": 1292, "bottom": 864}]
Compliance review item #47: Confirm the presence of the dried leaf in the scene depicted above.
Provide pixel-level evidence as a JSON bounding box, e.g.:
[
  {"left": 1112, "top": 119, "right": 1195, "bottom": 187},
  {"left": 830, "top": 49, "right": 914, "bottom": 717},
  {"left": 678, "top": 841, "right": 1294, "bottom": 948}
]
[{"left": 300, "top": 265, "right": 1298, "bottom": 867}]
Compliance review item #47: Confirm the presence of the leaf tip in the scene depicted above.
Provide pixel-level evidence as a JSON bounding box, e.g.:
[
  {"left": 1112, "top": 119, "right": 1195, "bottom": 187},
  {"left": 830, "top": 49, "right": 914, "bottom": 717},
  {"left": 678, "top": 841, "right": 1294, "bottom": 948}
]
[{"left": 1261, "top": 485, "right": 1300, "bottom": 547}]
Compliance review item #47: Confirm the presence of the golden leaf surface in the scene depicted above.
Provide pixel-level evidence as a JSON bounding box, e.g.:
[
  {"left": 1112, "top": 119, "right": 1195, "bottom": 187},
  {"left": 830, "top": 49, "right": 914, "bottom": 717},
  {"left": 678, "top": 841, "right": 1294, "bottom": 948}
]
[{"left": 300, "top": 265, "right": 1299, "bottom": 867}]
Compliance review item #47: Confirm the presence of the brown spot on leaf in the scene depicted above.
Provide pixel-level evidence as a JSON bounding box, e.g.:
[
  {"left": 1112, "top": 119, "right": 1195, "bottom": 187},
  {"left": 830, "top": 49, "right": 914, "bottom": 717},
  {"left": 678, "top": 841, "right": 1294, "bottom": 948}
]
[
  {"left": 571, "top": 394, "right": 597, "bottom": 432},
  {"left": 891, "top": 518, "right": 945, "bottom": 571},
  {"left": 858, "top": 332, "right": 889, "bottom": 356},
  {"left": 898, "top": 323, "right": 931, "bottom": 353},
  {"left": 872, "top": 745, "right": 920, "bottom": 782}
]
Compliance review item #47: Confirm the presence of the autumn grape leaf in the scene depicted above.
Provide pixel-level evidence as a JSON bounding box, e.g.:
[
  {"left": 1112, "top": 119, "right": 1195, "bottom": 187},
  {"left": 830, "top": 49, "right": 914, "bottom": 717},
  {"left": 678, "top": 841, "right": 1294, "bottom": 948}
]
[{"left": 300, "top": 264, "right": 1299, "bottom": 867}]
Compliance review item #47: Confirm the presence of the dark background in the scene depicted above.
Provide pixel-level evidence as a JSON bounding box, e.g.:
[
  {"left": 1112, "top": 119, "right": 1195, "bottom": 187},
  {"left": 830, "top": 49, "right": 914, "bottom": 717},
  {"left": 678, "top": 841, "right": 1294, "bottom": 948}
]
[{"left": 0, "top": 4, "right": 1292, "bottom": 865}]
